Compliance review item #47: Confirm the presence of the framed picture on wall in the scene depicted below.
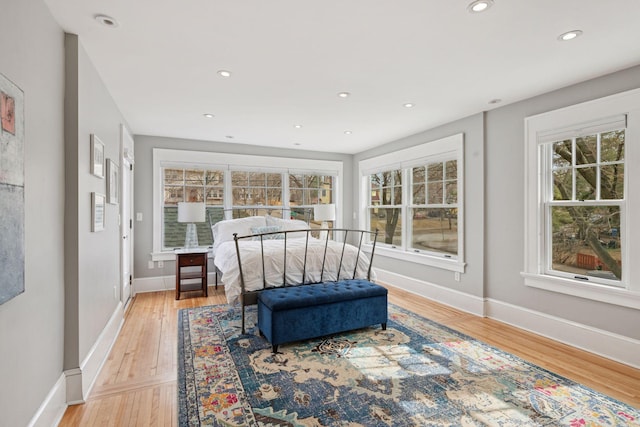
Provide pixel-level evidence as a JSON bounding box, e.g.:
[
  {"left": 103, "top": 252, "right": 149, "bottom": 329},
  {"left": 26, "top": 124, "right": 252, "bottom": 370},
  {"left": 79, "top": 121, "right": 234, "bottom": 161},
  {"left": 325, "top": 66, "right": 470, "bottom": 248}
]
[
  {"left": 92, "top": 192, "right": 105, "bottom": 232},
  {"left": 0, "top": 72, "right": 25, "bottom": 305},
  {"left": 90, "top": 134, "right": 105, "bottom": 178},
  {"left": 106, "top": 159, "right": 119, "bottom": 204}
]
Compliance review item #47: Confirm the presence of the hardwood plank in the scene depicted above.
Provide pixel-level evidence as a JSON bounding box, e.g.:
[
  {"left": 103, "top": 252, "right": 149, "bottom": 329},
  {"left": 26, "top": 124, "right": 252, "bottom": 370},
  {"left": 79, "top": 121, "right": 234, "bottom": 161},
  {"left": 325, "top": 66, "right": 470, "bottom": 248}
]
[{"left": 59, "top": 283, "right": 640, "bottom": 426}]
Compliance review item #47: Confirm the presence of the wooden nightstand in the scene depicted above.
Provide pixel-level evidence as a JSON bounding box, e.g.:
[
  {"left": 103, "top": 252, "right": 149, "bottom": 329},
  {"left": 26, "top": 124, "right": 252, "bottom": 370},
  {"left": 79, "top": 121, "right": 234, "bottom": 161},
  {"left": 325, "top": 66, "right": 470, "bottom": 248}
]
[{"left": 175, "top": 249, "right": 208, "bottom": 300}]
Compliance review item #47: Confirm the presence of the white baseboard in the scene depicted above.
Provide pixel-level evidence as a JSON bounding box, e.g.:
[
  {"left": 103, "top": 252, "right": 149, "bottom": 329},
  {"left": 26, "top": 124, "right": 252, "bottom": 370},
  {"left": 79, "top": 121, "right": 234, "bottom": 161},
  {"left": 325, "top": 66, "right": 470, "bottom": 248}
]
[
  {"left": 486, "top": 298, "right": 640, "bottom": 369},
  {"left": 65, "top": 302, "right": 125, "bottom": 404},
  {"left": 27, "top": 374, "right": 67, "bottom": 427},
  {"left": 28, "top": 303, "right": 125, "bottom": 426},
  {"left": 133, "top": 272, "right": 218, "bottom": 295},
  {"left": 378, "top": 268, "right": 640, "bottom": 369},
  {"left": 376, "top": 268, "right": 485, "bottom": 316}
]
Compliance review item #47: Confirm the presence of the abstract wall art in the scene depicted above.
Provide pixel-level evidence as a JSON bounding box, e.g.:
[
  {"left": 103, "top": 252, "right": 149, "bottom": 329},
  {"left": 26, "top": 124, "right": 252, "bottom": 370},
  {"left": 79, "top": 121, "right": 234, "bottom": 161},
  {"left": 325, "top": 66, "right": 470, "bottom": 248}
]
[{"left": 0, "top": 72, "right": 25, "bottom": 305}]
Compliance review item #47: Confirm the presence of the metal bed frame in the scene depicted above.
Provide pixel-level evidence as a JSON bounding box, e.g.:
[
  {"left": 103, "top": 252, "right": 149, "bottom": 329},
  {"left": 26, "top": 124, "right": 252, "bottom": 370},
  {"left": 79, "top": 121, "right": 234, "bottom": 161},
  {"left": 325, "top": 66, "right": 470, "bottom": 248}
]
[{"left": 232, "top": 228, "right": 379, "bottom": 333}]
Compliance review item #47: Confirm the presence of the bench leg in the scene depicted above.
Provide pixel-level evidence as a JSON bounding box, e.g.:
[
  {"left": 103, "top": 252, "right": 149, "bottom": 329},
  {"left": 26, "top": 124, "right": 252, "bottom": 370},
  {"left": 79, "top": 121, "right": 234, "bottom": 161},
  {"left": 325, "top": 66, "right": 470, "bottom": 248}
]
[
  {"left": 272, "top": 344, "right": 278, "bottom": 353},
  {"left": 382, "top": 323, "right": 387, "bottom": 330}
]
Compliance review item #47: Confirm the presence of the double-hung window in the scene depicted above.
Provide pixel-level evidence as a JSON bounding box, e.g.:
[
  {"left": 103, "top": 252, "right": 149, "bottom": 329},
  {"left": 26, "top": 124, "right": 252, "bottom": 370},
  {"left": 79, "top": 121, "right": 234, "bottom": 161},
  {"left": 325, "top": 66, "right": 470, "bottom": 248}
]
[
  {"left": 289, "top": 174, "right": 335, "bottom": 223},
  {"left": 410, "top": 159, "right": 458, "bottom": 257},
  {"left": 152, "top": 149, "right": 342, "bottom": 260},
  {"left": 360, "top": 134, "right": 464, "bottom": 272},
  {"left": 162, "top": 168, "right": 224, "bottom": 249},
  {"left": 523, "top": 88, "right": 640, "bottom": 309},
  {"left": 368, "top": 169, "right": 402, "bottom": 246},
  {"left": 230, "top": 170, "right": 283, "bottom": 217}
]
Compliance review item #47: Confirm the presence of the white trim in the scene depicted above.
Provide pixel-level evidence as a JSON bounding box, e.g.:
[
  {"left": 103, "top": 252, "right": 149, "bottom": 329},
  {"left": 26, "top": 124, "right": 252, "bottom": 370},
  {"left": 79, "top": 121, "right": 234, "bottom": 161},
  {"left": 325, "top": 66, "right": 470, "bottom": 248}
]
[
  {"left": 372, "top": 246, "right": 466, "bottom": 272},
  {"left": 377, "top": 268, "right": 484, "bottom": 316},
  {"left": 524, "top": 88, "right": 640, "bottom": 302},
  {"left": 359, "top": 133, "right": 462, "bottom": 175},
  {"left": 133, "top": 273, "right": 220, "bottom": 295},
  {"left": 152, "top": 148, "right": 344, "bottom": 255},
  {"left": 486, "top": 298, "right": 640, "bottom": 369},
  {"left": 64, "top": 368, "right": 83, "bottom": 405},
  {"left": 65, "top": 303, "right": 124, "bottom": 404},
  {"left": 359, "top": 133, "right": 465, "bottom": 272},
  {"left": 379, "top": 268, "right": 640, "bottom": 368},
  {"left": 521, "top": 272, "right": 640, "bottom": 310},
  {"left": 27, "top": 374, "right": 67, "bottom": 427}
]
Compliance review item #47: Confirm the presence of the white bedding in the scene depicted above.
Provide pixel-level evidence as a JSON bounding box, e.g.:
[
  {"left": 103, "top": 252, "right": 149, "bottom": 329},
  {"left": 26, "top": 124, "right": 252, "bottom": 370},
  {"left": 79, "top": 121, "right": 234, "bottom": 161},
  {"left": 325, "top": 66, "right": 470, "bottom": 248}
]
[{"left": 214, "top": 237, "right": 376, "bottom": 305}]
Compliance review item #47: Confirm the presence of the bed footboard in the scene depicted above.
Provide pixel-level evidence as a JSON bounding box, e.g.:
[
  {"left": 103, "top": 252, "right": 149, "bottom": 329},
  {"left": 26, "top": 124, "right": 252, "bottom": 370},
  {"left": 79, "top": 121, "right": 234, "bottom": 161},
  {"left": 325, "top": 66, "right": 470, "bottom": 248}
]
[{"left": 233, "top": 228, "right": 379, "bottom": 334}]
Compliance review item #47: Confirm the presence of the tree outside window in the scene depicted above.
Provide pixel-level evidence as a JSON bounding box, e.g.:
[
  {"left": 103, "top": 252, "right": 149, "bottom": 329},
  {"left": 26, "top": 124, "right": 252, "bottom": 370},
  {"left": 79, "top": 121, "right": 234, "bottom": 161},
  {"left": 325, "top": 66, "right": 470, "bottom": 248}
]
[{"left": 547, "top": 129, "right": 624, "bottom": 282}]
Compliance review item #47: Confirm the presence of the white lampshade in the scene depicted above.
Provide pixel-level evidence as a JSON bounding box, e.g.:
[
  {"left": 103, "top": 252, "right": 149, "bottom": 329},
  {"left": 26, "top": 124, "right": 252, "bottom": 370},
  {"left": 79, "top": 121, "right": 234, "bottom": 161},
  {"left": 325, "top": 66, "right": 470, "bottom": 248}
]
[
  {"left": 177, "top": 202, "right": 205, "bottom": 223},
  {"left": 314, "top": 204, "right": 336, "bottom": 222}
]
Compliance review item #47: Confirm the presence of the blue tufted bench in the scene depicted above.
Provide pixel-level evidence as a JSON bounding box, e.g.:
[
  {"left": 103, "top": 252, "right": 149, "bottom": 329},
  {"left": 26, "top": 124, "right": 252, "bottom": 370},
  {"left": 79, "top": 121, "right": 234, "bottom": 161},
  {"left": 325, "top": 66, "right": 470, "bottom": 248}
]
[{"left": 257, "top": 279, "right": 388, "bottom": 352}]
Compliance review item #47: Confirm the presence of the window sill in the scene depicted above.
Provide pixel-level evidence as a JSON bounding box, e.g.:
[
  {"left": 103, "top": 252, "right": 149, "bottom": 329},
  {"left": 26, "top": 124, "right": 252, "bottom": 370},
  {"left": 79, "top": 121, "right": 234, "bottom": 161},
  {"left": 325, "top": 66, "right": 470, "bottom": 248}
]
[
  {"left": 367, "top": 245, "right": 466, "bottom": 273},
  {"left": 521, "top": 272, "right": 640, "bottom": 310},
  {"left": 151, "top": 249, "right": 213, "bottom": 262}
]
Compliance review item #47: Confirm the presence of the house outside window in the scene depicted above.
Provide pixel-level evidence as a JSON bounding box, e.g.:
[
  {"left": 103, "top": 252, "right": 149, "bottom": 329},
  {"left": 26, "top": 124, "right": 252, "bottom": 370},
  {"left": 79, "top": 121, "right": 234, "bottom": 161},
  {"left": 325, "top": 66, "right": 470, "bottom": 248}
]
[
  {"left": 162, "top": 168, "right": 224, "bottom": 249},
  {"left": 359, "top": 134, "right": 465, "bottom": 272},
  {"left": 289, "top": 174, "right": 335, "bottom": 224},
  {"left": 152, "top": 149, "right": 343, "bottom": 259},
  {"left": 523, "top": 88, "right": 640, "bottom": 309}
]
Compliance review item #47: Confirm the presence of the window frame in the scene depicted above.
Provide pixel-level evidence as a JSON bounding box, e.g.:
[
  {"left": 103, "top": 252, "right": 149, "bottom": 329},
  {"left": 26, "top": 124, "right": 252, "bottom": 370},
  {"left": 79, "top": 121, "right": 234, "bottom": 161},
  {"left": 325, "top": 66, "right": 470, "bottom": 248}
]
[
  {"left": 152, "top": 149, "right": 343, "bottom": 260},
  {"left": 359, "top": 134, "right": 465, "bottom": 273},
  {"left": 523, "top": 88, "right": 640, "bottom": 309}
]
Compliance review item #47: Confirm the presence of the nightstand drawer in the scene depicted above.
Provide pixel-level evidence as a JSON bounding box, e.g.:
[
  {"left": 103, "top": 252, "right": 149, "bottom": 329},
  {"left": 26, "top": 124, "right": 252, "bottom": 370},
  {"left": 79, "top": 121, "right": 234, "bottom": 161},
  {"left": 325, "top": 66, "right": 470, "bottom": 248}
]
[{"left": 178, "top": 253, "right": 206, "bottom": 267}]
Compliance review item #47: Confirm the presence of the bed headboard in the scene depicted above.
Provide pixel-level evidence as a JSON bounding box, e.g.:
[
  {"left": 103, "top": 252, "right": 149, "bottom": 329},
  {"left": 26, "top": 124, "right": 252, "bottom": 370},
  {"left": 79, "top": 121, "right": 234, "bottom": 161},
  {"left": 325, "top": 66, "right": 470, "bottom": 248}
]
[{"left": 208, "top": 208, "right": 313, "bottom": 251}]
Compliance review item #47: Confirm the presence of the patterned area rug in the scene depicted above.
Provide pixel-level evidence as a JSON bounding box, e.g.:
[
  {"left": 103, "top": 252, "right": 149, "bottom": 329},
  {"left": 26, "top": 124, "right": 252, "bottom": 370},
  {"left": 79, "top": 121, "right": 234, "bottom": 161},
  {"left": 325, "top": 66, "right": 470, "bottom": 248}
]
[{"left": 177, "top": 304, "right": 639, "bottom": 426}]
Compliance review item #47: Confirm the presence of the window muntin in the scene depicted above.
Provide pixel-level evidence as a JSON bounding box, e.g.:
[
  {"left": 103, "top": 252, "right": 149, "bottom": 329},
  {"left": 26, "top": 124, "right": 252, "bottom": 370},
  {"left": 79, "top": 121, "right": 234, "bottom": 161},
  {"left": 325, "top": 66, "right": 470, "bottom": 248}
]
[
  {"left": 161, "top": 167, "right": 337, "bottom": 249},
  {"left": 289, "top": 174, "right": 335, "bottom": 224},
  {"left": 410, "top": 159, "right": 458, "bottom": 256},
  {"left": 368, "top": 170, "right": 402, "bottom": 245},
  {"left": 545, "top": 129, "right": 625, "bottom": 284},
  {"left": 162, "top": 167, "right": 224, "bottom": 249},
  {"left": 231, "top": 171, "right": 283, "bottom": 218}
]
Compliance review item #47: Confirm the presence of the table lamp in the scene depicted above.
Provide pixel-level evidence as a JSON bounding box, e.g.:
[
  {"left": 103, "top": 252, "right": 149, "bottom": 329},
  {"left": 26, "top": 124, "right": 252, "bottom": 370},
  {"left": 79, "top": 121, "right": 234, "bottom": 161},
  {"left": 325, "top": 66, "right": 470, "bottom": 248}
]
[
  {"left": 314, "top": 203, "right": 335, "bottom": 240},
  {"left": 177, "top": 202, "right": 205, "bottom": 248}
]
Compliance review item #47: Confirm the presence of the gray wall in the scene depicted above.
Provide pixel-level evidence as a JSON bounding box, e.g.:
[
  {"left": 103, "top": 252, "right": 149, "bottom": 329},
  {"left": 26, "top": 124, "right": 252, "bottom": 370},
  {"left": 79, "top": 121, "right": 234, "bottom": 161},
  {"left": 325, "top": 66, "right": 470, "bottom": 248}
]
[
  {"left": 353, "top": 113, "right": 486, "bottom": 298},
  {"left": 485, "top": 65, "right": 640, "bottom": 340},
  {"left": 352, "top": 66, "right": 640, "bottom": 340},
  {"left": 133, "top": 135, "right": 353, "bottom": 278},
  {"left": 0, "top": 0, "right": 66, "bottom": 425},
  {"left": 66, "top": 34, "right": 128, "bottom": 363}
]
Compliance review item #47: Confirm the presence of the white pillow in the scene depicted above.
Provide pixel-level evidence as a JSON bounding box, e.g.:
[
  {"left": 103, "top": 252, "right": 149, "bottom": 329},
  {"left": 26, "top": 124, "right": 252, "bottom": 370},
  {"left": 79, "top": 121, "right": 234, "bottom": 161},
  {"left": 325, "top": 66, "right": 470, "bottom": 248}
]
[
  {"left": 250, "top": 225, "right": 283, "bottom": 240},
  {"left": 265, "top": 216, "right": 310, "bottom": 239},
  {"left": 212, "top": 216, "right": 267, "bottom": 252}
]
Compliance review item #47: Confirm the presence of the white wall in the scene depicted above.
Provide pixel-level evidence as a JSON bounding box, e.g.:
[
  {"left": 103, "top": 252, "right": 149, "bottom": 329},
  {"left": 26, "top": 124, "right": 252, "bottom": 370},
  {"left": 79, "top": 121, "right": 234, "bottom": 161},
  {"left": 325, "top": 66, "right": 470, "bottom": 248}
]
[{"left": 0, "top": 0, "right": 66, "bottom": 425}]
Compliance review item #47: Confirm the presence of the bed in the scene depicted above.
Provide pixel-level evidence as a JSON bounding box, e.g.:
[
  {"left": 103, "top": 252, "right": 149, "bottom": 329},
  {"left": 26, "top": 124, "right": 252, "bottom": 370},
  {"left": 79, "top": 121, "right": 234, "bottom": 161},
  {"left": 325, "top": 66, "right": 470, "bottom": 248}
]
[{"left": 211, "top": 215, "right": 378, "bottom": 331}]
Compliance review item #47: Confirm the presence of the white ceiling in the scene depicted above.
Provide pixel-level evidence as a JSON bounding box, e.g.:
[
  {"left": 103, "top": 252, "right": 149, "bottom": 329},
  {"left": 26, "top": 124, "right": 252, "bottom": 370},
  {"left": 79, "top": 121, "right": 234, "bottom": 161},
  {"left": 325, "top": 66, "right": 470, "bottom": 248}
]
[{"left": 43, "top": 0, "right": 640, "bottom": 154}]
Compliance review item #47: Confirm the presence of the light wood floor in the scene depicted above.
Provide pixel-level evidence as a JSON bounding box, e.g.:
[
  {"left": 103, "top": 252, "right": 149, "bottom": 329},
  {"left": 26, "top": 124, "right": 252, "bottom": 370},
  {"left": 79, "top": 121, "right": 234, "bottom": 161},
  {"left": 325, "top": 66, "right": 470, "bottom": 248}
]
[{"left": 59, "top": 284, "right": 640, "bottom": 426}]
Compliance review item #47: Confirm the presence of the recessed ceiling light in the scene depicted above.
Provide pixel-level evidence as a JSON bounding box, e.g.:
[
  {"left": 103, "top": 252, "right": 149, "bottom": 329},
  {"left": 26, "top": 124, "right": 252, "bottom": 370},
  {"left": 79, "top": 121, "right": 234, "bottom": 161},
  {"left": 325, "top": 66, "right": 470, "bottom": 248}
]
[
  {"left": 217, "top": 70, "right": 232, "bottom": 77},
  {"left": 203, "top": 113, "right": 214, "bottom": 118},
  {"left": 403, "top": 103, "right": 415, "bottom": 108},
  {"left": 467, "top": 0, "right": 493, "bottom": 13},
  {"left": 95, "top": 14, "right": 119, "bottom": 27},
  {"left": 488, "top": 98, "right": 502, "bottom": 104},
  {"left": 337, "top": 92, "right": 350, "bottom": 98},
  {"left": 344, "top": 130, "right": 352, "bottom": 135},
  {"left": 558, "top": 30, "right": 583, "bottom": 41},
  {"left": 294, "top": 124, "right": 302, "bottom": 129}
]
